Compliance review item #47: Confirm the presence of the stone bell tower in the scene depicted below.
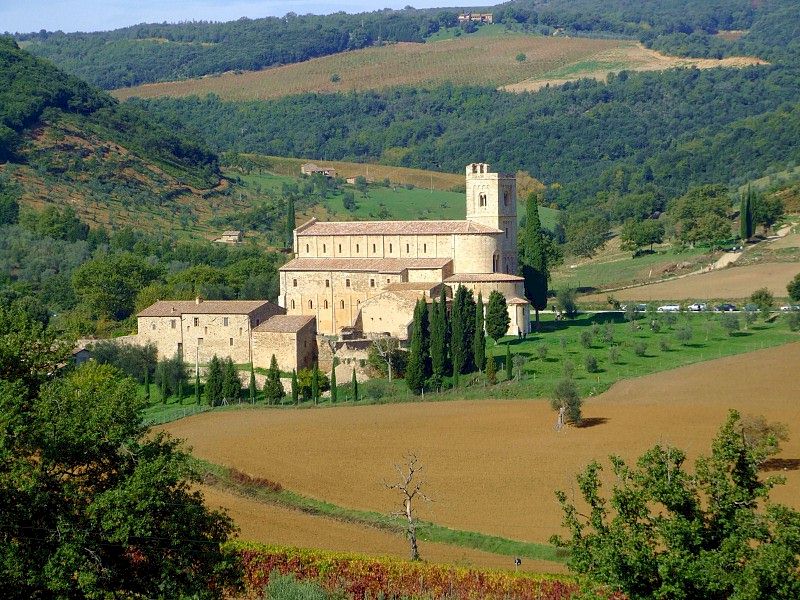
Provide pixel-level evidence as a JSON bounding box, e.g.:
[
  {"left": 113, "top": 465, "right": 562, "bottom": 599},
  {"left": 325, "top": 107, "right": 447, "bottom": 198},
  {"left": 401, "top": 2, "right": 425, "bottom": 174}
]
[{"left": 464, "top": 163, "right": 517, "bottom": 274}]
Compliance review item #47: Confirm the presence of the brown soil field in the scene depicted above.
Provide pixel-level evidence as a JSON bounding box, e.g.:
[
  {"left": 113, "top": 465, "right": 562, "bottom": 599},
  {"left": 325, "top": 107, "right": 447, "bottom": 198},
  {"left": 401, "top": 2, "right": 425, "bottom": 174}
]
[
  {"left": 113, "top": 35, "right": 628, "bottom": 101},
  {"left": 199, "top": 485, "right": 565, "bottom": 573},
  {"left": 581, "top": 261, "right": 800, "bottom": 302},
  {"left": 164, "top": 343, "right": 800, "bottom": 550}
]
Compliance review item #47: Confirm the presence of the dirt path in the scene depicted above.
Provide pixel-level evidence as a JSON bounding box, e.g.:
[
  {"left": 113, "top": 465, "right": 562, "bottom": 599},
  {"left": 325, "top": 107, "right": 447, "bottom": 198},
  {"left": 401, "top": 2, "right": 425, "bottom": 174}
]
[{"left": 164, "top": 343, "right": 800, "bottom": 547}]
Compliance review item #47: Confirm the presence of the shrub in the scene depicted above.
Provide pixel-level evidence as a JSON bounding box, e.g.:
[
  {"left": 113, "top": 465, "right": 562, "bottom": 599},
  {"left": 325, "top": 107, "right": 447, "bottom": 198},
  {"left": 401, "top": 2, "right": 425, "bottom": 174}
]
[
  {"left": 551, "top": 378, "right": 582, "bottom": 425},
  {"left": 556, "top": 287, "right": 578, "bottom": 318},
  {"left": 262, "top": 569, "right": 328, "bottom": 600},
  {"left": 744, "top": 310, "right": 757, "bottom": 328},
  {"left": 559, "top": 337, "right": 568, "bottom": 351},
  {"left": 591, "top": 323, "right": 600, "bottom": 338},
  {"left": 580, "top": 330, "right": 592, "bottom": 349},
  {"left": 659, "top": 339, "right": 670, "bottom": 352},
  {"left": 720, "top": 313, "right": 741, "bottom": 336},
  {"left": 650, "top": 319, "right": 661, "bottom": 333},
  {"left": 663, "top": 313, "right": 677, "bottom": 326},
  {"left": 675, "top": 326, "right": 692, "bottom": 345},
  {"left": 602, "top": 324, "right": 614, "bottom": 345},
  {"left": 787, "top": 311, "right": 800, "bottom": 332},
  {"left": 608, "top": 346, "right": 620, "bottom": 364},
  {"left": 633, "top": 341, "right": 647, "bottom": 357},
  {"left": 562, "top": 360, "right": 574, "bottom": 378},
  {"left": 584, "top": 354, "right": 599, "bottom": 373},
  {"left": 750, "top": 287, "right": 774, "bottom": 316},
  {"left": 537, "top": 345, "right": 548, "bottom": 361}
]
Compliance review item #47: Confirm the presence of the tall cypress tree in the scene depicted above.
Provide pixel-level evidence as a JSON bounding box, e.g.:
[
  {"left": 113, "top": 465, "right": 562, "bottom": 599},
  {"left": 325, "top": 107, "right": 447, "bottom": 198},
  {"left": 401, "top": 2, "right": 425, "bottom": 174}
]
[
  {"left": 740, "top": 189, "right": 748, "bottom": 240},
  {"left": 450, "top": 286, "right": 466, "bottom": 376},
  {"left": 285, "top": 195, "right": 295, "bottom": 249},
  {"left": 194, "top": 368, "right": 201, "bottom": 405},
  {"left": 521, "top": 192, "right": 548, "bottom": 330},
  {"left": 419, "top": 299, "right": 430, "bottom": 379},
  {"left": 505, "top": 342, "right": 512, "bottom": 380},
  {"left": 291, "top": 369, "right": 299, "bottom": 405},
  {"left": 473, "top": 292, "right": 486, "bottom": 372},
  {"left": 351, "top": 368, "right": 358, "bottom": 402},
  {"left": 430, "top": 287, "right": 448, "bottom": 380},
  {"left": 311, "top": 362, "right": 320, "bottom": 405},
  {"left": 462, "top": 288, "right": 476, "bottom": 374},
  {"left": 205, "top": 355, "right": 223, "bottom": 407},
  {"left": 406, "top": 299, "right": 427, "bottom": 395},
  {"left": 249, "top": 365, "right": 257, "bottom": 404}
]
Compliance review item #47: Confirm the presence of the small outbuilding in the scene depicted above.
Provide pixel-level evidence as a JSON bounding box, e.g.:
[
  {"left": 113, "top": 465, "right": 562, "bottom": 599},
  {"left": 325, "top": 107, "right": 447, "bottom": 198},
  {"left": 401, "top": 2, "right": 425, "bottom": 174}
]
[{"left": 252, "top": 314, "right": 317, "bottom": 372}]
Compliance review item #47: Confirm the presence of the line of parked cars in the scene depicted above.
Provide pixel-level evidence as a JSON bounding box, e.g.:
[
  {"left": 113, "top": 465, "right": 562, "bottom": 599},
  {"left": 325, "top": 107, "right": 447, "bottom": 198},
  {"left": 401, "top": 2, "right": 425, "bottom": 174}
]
[{"left": 621, "top": 302, "right": 797, "bottom": 313}]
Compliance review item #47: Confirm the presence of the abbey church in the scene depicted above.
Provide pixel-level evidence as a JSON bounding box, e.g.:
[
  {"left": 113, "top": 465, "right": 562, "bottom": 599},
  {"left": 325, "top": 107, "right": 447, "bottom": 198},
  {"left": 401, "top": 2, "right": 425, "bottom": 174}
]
[{"left": 278, "top": 163, "right": 530, "bottom": 339}]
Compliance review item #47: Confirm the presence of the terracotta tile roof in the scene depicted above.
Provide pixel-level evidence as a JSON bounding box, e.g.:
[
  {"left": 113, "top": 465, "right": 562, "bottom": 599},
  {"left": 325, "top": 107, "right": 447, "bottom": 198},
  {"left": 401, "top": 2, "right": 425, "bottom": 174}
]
[
  {"left": 384, "top": 282, "right": 441, "bottom": 292},
  {"left": 137, "top": 300, "right": 279, "bottom": 317},
  {"left": 297, "top": 220, "right": 501, "bottom": 236},
  {"left": 254, "top": 315, "right": 315, "bottom": 333},
  {"left": 445, "top": 272, "right": 524, "bottom": 283},
  {"left": 507, "top": 296, "right": 530, "bottom": 305},
  {"left": 280, "top": 257, "right": 452, "bottom": 273}
]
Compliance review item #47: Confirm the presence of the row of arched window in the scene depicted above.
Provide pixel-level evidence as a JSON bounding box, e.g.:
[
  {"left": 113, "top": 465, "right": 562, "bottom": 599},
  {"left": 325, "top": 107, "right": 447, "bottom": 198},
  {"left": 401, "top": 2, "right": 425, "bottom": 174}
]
[{"left": 290, "top": 299, "right": 359, "bottom": 310}]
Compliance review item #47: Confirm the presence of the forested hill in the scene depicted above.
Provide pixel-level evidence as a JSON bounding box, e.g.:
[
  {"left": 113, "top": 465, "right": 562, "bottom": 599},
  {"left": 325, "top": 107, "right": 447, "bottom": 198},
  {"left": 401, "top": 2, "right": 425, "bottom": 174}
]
[
  {"left": 0, "top": 37, "right": 230, "bottom": 233},
  {"left": 14, "top": 0, "right": 800, "bottom": 90}
]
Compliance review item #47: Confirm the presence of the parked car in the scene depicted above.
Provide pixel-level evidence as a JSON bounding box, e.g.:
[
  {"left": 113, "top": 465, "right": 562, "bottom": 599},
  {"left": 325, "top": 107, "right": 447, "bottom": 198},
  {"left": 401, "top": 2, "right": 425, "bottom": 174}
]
[
  {"left": 657, "top": 304, "right": 681, "bottom": 313},
  {"left": 621, "top": 303, "right": 648, "bottom": 312},
  {"left": 714, "top": 303, "right": 737, "bottom": 312},
  {"left": 688, "top": 302, "right": 708, "bottom": 312},
  {"left": 780, "top": 304, "right": 800, "bottom": 312}
]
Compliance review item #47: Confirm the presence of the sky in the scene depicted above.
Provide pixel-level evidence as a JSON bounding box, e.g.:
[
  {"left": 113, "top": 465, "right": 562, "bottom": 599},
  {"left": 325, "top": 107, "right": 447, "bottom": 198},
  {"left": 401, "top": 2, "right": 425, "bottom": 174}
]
[{"left": 1, "top": 0, "right": 450, "bottom": 34}]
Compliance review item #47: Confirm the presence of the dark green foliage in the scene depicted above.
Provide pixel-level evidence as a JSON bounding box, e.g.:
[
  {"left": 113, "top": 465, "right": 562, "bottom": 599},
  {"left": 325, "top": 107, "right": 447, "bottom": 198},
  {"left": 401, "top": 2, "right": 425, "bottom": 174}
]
[
  {"left": 750, "top": 287, "right": 775, "bottom": 315},
  {"left": 659, "top": 338, "right": 670, "bottom": 352},
  {"left": 633, "top": 341, "right": 647, "bottom": 357},
  {"left": 429, "top": 287, "right": 449, "bottom": 379},
  {"left": 584, "top": 354, "right": 598, "bottom": 373},
  {"left": 90, "top": 341, "right": 157, "bottom": 383},
  {"left": 406, "top": 299, "right": 429, "bottom": 395},
  {"left": 143, "top": 367, "right": 150, "bottom": 401},
  {"left": 449, "top": 286, "right": 476, "bottom": 375},
  {"left": 297, "top": 365, "right": 329, "bottom": 403},
  {"left": 221, "top": 357, "right": 240, "bottom": 402},
  {"left": 195, "top": 368, "right": 201, "bottom": 405},
  {"left": 669, "top": 185, "right": 732, "bottom": 247},
  {"left": 551, "top": 410, "right": 800, "bottom": 600},
  {"left": 551, "top": 378, "right": 582, "bottom": 425},
  {"left": 740, "top": 186, "right": 755, "bottom": 240},
  {"left": 351, "top": 368, "right": 358, "bottom": 402},
  {"left": 485, "top": 353, "right": 497, "bottom": 385},
  {"left": 263, "top": 354, "right": 284, "bottom": 404},
  {"left": 505, "top": 343, "right": 512, "bottom": 381},
  {"left": 753, "top": 192, "right": 784, "bottom": 233},
  {"left": 0, "top": 309, "right": 237, "bottom": 597},
  {"left": 556, "top": 288, "right": 578, "bottom": 318},
  {"left": 204, "top": 355, "right": 223, "bottom": 406},
  {"left": 579, "top": 330, "right": 592, "bottom": 349},
  {"left": 473, "top": 292, "right": 486, "bottom": 372},
  {"left": 0, "top": 181, "right": 20, "bottom": 225},
  {"left": 608, "top": 346, "right": 621, "bottom": 364},
  {"left": 787, "top": 312, "right": 800, "bottom": 332},
  {"left": 520, "top": 193, "right": 548, "bottom": 326},
  {"left": 20, "top": 205, "right": 88, "bottom": 242},
  {"left": 721, "top": 313, "right": 741, "bottom": 336},
  {"left": 485, "top": 290, "right": 510, "bottom": 344},
  {"left": 285, "top": 195, "right": 295, "bottom": 249},
  {"left": 249, "top": 366, "right": 256, "bottom": 403},
  {"left": 620, "top": 219, "right": 664, "bottom": 255},
  {"left": 675, "top": 325, "right": 693, "bottom": 345},
  {"left": 330, "top": 362, "right": 337, "bottom": 403},
  {"left": 536, "top": 344, "right": 548, "bottom": 361},
  {"left": 154, "top": 352, "right": 188, "bottom": 400},
  {"left": 567, "top": 216, "right": 609, "bottom": 258},
  {"left": 788, "top": 273, "right": 800, "bottom": 303}
]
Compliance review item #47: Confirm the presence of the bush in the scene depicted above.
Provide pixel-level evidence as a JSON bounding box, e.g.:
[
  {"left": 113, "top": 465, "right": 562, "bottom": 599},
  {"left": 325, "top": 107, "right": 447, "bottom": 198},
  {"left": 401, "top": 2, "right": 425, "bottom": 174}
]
[
  {"left": 750, "top": 287, "right": 774, "bottom": 316},
  {"left": 556, "top": 288, "right": 578, "bottom": 318},
  {"left": 584, "top": 354, "right": 599, "bottom": 373},
  {"left": 559, "top": 337, "right": 568, "bottom": 351},
  {"left": 720, "top": 313, "right": 741, "bottom": 336},
  {"left": 537, "top": 345, "right": 548, "bottom": 361},
  {"left": 787, "top": 311, "right": 800, "bottom": 332},
  {"left": 633, "top": 341, "right": 647, "bottom": 357},
  {"left": 562, "top": 360, "right": 574, "bottom": 378},
  {"left": 363, "top": 379, "right": 392, "bottom": 401},
  {"left": 650, "top": 319, "right": 661, "bottom": 333},
  {"left": 602, "top": 324, "right": 614, "bottom": 345},
  {"left": 675, "top": 326, "right": 692, "bottom": 345},
  {"left": 659, "top": 338, "right": 670, "bottom": 352},
  {"left": 580, "top": 330, "right": 592, "bottom": 349},
  {"left": 551, "top": 378, "right": 582, "bottom": 425},
  {"left": 663, "top": 313, "right": 677, "bottom": 327},
  {"left": 608, "top": 346, "right": 620, "bottom": 364},
  {"left": 262, "top": 569, "right": 328, "bottom": 600}
]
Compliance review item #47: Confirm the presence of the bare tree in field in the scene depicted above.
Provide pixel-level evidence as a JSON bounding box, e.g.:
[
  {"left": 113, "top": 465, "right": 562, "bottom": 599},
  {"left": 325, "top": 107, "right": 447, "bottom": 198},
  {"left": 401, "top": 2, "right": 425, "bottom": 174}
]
[
  {"left": 385, "top": 453, "right": 431, "bottom": 561},
  {"left": 372, "top": 336, "right": 399, "bottom": 381}
]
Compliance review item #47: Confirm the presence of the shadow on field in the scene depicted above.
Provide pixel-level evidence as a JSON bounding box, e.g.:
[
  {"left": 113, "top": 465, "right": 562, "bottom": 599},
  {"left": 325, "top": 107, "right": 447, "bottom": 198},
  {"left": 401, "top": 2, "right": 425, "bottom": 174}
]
[
  {"left": 577, "top": 417, "right": 609, "bottom": 429},
  {"left": 762, "top": 458, "right": 800, "bottom": 472}
]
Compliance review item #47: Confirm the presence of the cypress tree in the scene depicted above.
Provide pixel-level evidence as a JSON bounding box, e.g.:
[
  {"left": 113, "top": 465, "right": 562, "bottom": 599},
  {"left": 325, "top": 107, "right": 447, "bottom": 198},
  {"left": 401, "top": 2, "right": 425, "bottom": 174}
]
[
  {"left": 406, "top": 299, "right": 427, "bottom": 395},
  {"left": 176, "top": 375, "right": 183, "bottom": 402},
  {"left": 486, "top": 352, "right": 497, "bottom": 385},
  {"left": 450, "top": 286, "right": 466, "bottom": 376},
  {"left": 351, "top": 368, "right": 358, "bottom": 402},
  {"left": 521, "top": 192, "right": 548, "bottom": 330},
  {"left": 486, "top": 290, "right": 510, "bottom": 344},
  {"left": 263, "top": 355, "right": 284, "bottom": 404},
  {"left": 419, "top": 299, "right": 430, "bottom": 378},
  {"left": 311, "top": 362, "right": 320, "bottom": 405},
  {"left": 291, "top": 369, "right": 299, "bottom": 405},
  {"left": 249, "top": 365, "right": 256, "bottom": 403},
  {"left": 430, "top": 287, "right": 448, "bottom": 380},
  {"left": 505, "top": 343, "right": 512, "bottom": 380},
  {"left": 747, "top": 185, "right": 755, "bottom": 239},
  {"left": 285, "top": 195, "right": 295, "bottom": 249},
  {"left": 222, "top": 358, "right": 241, "bottom": 403},
  {"left": 740, "top": 189, "right": 748, "bottom": 240},
  {"left": 473, "top": 292, "right": 486, "bottom": 372},
  {"left": 194, "top": 368, "right": 201, "bottom": 405},
  {"left": 330, "top": 362, "right": 338, "bottom": 403},
  {"left": 462, "top": 288, "right": 476, "bottom": 374},
  {"left": 205, "top": 355, "right": 223, "bottom": 406}
]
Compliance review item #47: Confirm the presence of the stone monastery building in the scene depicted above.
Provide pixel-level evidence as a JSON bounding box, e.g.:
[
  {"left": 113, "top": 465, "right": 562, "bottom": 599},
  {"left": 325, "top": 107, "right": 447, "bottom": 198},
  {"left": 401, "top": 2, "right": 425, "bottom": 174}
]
[{"left": 278, "top": 164, "right": 530, "bottom": 338}]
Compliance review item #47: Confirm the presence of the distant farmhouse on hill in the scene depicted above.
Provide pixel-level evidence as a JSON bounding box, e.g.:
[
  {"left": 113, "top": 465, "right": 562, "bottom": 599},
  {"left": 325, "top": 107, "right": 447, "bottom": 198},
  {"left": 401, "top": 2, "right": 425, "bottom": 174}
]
[
  {"left": 300, "top": 163, "right": 337, "bottom": 178},
  {"left": 458, "top": 13, "right": 493, "bottom": 24}
]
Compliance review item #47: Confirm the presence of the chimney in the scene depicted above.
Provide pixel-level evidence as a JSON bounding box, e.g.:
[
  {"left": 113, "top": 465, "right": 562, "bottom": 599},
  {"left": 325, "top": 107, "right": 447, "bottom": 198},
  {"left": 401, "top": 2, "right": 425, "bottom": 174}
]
[{"left": 195, "top": 297, "right": 202, "bottom": 305}]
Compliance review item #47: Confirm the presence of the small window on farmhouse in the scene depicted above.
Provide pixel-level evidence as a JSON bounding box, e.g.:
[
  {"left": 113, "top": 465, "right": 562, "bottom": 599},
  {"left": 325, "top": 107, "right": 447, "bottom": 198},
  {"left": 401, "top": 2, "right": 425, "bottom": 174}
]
[
  {"left": 386, "top": 278, "right": 390, "bottom": 283},
  {"left": 171, "top": 319, "right": 176, "bottom": 329},
  {"left": 356, "top": 244, "right": 360, "bottom": 252},
  {"left": 151, "top": 322, "right": 156, "bottom": 330},
  {"left": 306, "top": 244, "right": 309, "bottom": 253},
  {"left": 406, "top": 243, "right": 410, "bottom": 253},
  {"left": 193, "top": 317, "right": 199, "bottom": 327},
  {"left": 204, "top": 326, "right": 208, "bottom": 335},
  {"left": 346, "top": 279, "right": 351, "bottom": 288},
  {"left": 291, "top": 300, "right": 296, "bottom": 309},
  {"left": 372, "top": 243, "right": 376, "bottom": 253},
  {"left": 338, "top": 244, "right": 342, "bottom": 253},
  {"left": 325, "top": 279, "right": 330, "bottom": 288},
  {"left": 239, "top": 327, "right": 243, "bottom": 335},
  {"left": 198, "top": 337, "right": 203, "bottom": 345},
  {"left": 229, "top": 338, "right": 233, "bottom": 346},
  {"left": 324, "top": 300, "right": 329, "bottom": 309},
  {"left": 177, "top": 342, "right": 182, "bottom": 353},
  {"left": 223, "top": 317, "right": 229, "bottom": 326},
  {"left": 293, "top": 279, "right": 298, "bottom": 287},
  {"left": 308, "top": 300, "right": 313, "bottom": 309},
  {"left": 323, "top": 244, "right": 326, "bottom": 253},
  {"left": 370, "top": 278, "right": 375, "bottom": 288},
  {"left": 479, "top": 193, "right": 487, "bottom": 207},
  {"left": 389, "top": 243, "right": 393, "bottom": 253},
  {"left": 340, "top": 300, "right": 345, "bottom": 309},
  {"left": 423, "top": 243, "right": 427, "bottom": 253}
]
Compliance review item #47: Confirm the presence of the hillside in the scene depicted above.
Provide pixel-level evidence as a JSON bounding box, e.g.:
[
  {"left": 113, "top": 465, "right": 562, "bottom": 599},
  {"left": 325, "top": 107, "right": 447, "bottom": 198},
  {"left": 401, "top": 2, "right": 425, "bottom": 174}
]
[
  {"left": 0, "top": 36, "right": 234, "bottom": 236},
  {"left": 113, "top": 32, "right": 764, "bottom": 102}
]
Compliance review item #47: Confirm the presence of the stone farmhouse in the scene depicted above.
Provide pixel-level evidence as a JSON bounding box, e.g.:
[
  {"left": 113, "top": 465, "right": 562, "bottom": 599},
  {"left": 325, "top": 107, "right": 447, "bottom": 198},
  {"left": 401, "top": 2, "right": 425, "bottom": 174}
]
[
  {"left": 136, "top": 299, "right": 317, "bottom": 372},
  {"left": 300, "top": 163, "right": 337, "bottom": 178},
  {"left": 278, "top": 164, "right": 530, "bottom": 340},
  {"left": 458, "top": 13, "right": 493, "bottom": 24}
]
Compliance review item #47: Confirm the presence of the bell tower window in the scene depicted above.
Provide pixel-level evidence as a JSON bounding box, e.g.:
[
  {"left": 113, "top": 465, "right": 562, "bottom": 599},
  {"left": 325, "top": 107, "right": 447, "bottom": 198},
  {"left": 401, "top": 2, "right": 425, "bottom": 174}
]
[{"left": 479, "top": 193, "right": 487, "bottom": 207}]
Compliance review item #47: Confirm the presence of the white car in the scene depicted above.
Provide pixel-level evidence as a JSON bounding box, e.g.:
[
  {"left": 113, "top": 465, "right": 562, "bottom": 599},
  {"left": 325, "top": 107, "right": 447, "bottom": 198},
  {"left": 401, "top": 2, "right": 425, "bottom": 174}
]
[
  {"left": 688, "top": 303, "right": 707, "bottom": 312},
  {"left": 780, "top": 304, "right": 800, "bottom": 312},
  {"left": 657, "top": 304, "right": 681, "bottom": 313}
]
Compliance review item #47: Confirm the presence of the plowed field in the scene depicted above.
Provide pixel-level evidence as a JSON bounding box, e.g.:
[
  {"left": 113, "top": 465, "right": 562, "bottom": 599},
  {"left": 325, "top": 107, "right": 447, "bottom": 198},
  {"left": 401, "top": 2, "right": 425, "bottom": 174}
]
[{"left": 166, "top": 343, "right": 800, "bottom": 550}]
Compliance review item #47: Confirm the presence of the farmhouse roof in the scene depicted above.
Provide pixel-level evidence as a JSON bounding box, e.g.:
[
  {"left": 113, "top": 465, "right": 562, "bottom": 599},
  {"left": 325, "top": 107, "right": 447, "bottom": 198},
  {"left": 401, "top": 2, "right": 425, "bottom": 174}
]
[
  {"left": 296, "top": 220, "right": 501, "bottom": 236},
  {"left": 280, "top": 257, "right": 452, "bottom": 273},
  {"left": 254, "top": 314, "right": 315, "bottom": 333},
  {"left": 137, "top": 299, "right": 279, "bottom": 317},
  {"left": 445, "top": 272, "right": 524, "bottom": 283}
]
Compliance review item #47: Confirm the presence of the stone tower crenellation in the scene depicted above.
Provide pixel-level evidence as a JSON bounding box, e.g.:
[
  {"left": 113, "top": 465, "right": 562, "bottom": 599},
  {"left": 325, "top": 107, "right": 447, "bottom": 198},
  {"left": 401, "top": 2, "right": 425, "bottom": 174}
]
[{"left": 464, "top": 163, "right": 517, "bottom": 274}]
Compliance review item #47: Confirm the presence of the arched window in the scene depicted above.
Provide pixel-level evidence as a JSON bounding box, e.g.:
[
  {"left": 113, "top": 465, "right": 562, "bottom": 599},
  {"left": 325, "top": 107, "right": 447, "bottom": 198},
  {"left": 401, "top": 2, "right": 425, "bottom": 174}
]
[
  {"left": 503, "top": 190, "right": 510, "bottom": 206},
  {"left": 346, "top": 278, "right": 351, "bottom": 288},
  {"left": 325, "top": 279, "right": 330, "bottom": 288},
  {"left": 479, "top": 193, "right": 487, "bottom": 207},
  {"left": 293, "top": 279, "right": 297, "bottom": 287}
]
